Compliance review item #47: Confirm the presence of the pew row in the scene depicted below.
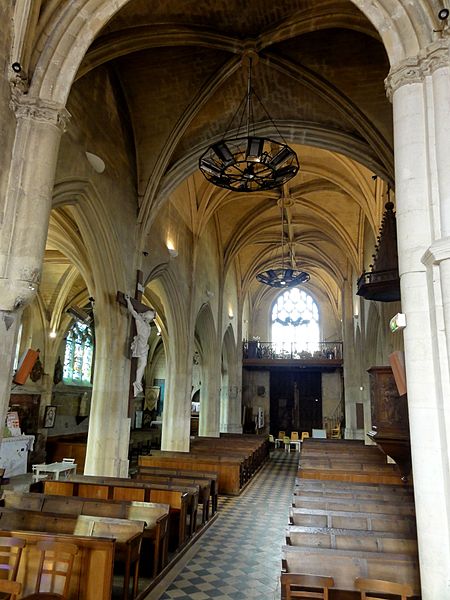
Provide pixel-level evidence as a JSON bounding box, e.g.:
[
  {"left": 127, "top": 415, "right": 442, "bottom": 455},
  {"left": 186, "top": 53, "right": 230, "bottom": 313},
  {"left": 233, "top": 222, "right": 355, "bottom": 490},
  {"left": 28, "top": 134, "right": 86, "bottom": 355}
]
[
  {"left": 291, "top": 496, "right": 415, "bottom": 516},
  {"left": 42, "top": 475, "right": 194, "bottom": 548},
  {"left": 0, "top": 512, "right": 143, "bottom": 600},
  {"left": 281, "top": 546, "right": 420, "bottom": 597},
  {"left": 290, "top": 505, "right": 417, "bottom": 535},
  {"left": 294, "top": 481, "right": 414, "bottom": 502},
  {"left": 133, "top": 471, "right": 211, "bottom": 525},
  {"left": 1, "top": 490, "right": 170, "bottom": 578},
  {"left": 136, "top": 462, "right": 219, "bottom": 516},
  {"left": 140, "top": 434, "right": 269, "bottom": 495},
  {"left": 0, "top": 529, "right": 114, "bottom": 600},
  {"left": 286, "top": 525, "right": 418, "bottom": 555}
]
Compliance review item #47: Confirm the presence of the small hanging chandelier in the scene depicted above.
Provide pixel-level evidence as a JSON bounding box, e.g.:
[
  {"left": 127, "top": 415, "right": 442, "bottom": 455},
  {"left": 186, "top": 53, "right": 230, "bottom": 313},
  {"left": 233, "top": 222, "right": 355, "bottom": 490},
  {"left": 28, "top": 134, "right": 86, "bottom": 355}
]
[
  {"left": 199, "top": 55, "right": 299, "bottom": 192},
  {"left": 256, "top": 197, "right": 310, "bottom": 288}
]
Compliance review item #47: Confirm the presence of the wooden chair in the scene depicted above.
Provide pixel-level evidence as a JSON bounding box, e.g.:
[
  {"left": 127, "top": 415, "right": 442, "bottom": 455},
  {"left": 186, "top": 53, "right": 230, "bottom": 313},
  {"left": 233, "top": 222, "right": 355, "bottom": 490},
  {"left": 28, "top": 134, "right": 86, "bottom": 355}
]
[
  {"left": 0, "top": 579, "right": 21, "bottom": 600},
  {"left": 0, "top": 536, "right": 26, "bottom": 580},
  {"left": 330, "top": 423, "right": 341, "bottom": 439},
  {"left": 281, "top": 573, "right": 335, "bottom": 599},
  {"left": 354, "top": 577, "right": 414, "bottom": 600},
  {"left": 34, "top": 541, "right": 78, "bottom": 598}
]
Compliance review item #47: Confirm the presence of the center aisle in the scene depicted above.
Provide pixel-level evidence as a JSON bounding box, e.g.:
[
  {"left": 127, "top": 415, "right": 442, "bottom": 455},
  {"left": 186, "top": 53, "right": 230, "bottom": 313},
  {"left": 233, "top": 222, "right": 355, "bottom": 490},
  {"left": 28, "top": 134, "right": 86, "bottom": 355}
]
[{"left": 148, "top": 449, "right": 299, "bottom": 600}]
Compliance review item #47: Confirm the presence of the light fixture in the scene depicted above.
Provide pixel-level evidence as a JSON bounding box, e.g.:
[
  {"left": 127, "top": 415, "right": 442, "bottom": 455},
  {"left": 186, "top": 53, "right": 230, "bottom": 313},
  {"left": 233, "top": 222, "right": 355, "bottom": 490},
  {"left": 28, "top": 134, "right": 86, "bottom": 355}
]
[
  {"left": 199, "top": 55, "right": 299, "bottom": 192},
  {"left": 49, "top": 331, "right": 57, "bottom": 339},
  {"left": 256, "top": 196, "right": 310, "bottom": 288}
]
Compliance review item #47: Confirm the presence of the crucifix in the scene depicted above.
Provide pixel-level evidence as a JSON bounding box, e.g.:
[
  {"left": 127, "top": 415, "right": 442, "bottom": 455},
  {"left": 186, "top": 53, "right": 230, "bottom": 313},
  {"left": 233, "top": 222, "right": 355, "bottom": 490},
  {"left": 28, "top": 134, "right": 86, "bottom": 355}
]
[{"left": 117, "top": 270, "right": 157, "bottom": 414}]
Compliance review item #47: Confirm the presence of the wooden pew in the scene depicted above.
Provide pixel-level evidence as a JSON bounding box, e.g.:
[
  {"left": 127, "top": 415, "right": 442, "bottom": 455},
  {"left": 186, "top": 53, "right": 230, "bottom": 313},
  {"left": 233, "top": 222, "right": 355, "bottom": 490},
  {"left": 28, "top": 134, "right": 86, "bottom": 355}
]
[
  {"left": 136, "top": 462, "right": 219, "bottom": 516},
  {"left": 289, "top": 507, "right": 417, "bottom": 535},
  {"left": 291, "top": 496, "right": 415, "bottom": 516},
  {"left": 293, "top": 482, "right": 414, "bottom": 502},
  {"left": 1, "top": 490, "right": 170, "bottom": 578},
  {"left": 294, "top": 478, "right": 413, "bottom": 495},
  {"left": 0, "top": 529, "right": 114, "bottom": 600},
  {"left": 133, "top": 471, "right": 211, "bottom": 527},
  {"left": 43, "top": 475, "right": 193, "bottom": 548},
  {"left": 139, "top": 452, "right": 244, "bottom": 495},
  {"left": 0, "top": 511, "right": 143, "bottom": 600},
  {"left": 286, "top": 525, "right": 418, "bottom": 555},
  {"left": 281, "top": 546, "right": 420, "bottom": 598}
]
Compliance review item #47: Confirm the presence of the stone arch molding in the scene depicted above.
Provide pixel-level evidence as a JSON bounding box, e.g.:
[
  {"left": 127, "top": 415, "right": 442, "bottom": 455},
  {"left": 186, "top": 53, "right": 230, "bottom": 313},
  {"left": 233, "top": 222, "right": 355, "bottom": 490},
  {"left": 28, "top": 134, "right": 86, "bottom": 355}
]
[{"left": 15, "top": 0, "right": 438, "bottom": 109}]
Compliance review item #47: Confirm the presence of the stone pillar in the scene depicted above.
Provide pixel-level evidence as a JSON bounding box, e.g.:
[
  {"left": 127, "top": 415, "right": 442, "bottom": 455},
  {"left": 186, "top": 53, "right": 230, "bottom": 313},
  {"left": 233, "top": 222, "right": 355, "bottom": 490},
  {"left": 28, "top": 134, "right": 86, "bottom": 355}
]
[
  {"left": 386, "top": 41, "right": 450, "bottom": 598},
  {"left": 84, "top": 296, "right": 131, "bottom": 476},
  {"left": 0, "top": 311, "right": 22, "bottom": 434},
  {"left": 161, "top": 342, "right": 192, "bottom": 452},
  {"left": 342, "top": 277, "right": 364, "bottom": 439},
  {"left": 0, "top": 90, "right": 69, "bottom": 440},
  {"left": 199, "top": 353, "right": 221, "bottom": 437}
]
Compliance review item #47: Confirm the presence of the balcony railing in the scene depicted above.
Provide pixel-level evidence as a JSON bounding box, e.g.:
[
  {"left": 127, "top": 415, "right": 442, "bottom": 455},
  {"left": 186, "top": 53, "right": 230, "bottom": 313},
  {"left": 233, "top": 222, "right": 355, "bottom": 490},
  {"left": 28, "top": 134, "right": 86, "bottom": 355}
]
[{"left": 243, "top": 341, "right": 343, "bottom": 361}]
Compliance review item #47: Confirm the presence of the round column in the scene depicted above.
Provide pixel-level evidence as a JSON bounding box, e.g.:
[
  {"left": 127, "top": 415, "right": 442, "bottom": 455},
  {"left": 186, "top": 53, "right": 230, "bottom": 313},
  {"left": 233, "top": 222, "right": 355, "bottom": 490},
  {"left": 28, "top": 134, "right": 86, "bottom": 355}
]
[
  {"left": 386, "top": 41, "right": 450, "bottom": 598},
  {"left": 0, "top": 91, "right": 69, "bottom": 440}
]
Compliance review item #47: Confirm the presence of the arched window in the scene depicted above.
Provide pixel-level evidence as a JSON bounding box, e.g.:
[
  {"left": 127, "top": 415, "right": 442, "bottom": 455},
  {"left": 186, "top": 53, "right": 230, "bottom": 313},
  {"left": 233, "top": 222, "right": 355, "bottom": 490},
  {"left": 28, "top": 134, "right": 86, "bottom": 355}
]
[
  {"left": 271, "top": 289, "right": 319, "bottom": 356},
  {"left": 63, "top": 322, "right": 94, "bottom": 385}
]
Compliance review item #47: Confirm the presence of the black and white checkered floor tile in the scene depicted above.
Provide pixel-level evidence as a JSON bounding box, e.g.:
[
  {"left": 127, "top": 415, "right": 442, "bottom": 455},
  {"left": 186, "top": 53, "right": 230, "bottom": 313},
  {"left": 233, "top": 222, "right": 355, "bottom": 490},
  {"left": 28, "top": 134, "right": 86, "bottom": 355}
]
[{"left": 152, "top": 449, "right": 299, "bottom": 600}]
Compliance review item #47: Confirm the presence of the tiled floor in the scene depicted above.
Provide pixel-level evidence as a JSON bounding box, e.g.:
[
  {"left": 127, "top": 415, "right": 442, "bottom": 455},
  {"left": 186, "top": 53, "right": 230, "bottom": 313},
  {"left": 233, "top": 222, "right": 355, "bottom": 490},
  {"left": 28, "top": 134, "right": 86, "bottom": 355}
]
[{"left": 148, "top": 449, "right": 299, "bottom": 600}]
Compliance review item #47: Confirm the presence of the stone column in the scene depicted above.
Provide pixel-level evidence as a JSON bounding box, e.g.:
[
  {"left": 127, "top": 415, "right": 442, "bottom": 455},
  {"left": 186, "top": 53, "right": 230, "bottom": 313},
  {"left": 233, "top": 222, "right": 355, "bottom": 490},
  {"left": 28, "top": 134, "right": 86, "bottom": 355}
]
[
  {"left": 386, "top": 41, "right": 450, "bottom": 598},
  {"left": 0, "top": 90, "right": 69, "bottom": 440},
  {"left": 84, "top": 296, "right": 131, "bottom": 476},
  {"left": 199, "top": 352, "right": 221, "bottom": 437},
  {"left": 342, "top": 277, "right": 364, "bottom": 439},
  {"left": 161, "top": 341, "right": 192, "bottom": 452}
]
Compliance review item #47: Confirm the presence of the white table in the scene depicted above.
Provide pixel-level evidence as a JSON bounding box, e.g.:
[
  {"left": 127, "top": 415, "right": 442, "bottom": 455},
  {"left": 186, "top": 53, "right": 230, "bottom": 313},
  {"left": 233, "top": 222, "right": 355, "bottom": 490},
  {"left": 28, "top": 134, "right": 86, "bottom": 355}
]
[{"left": 32, "top": 461, "right": 77, "bottom": 480}]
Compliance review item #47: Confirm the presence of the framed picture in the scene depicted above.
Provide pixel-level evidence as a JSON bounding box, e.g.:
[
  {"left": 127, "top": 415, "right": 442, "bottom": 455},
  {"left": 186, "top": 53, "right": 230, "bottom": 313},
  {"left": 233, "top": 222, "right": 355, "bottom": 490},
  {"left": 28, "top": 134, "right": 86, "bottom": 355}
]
[{"left": 43, "top": 405, "right": 57, "bottom": 428}]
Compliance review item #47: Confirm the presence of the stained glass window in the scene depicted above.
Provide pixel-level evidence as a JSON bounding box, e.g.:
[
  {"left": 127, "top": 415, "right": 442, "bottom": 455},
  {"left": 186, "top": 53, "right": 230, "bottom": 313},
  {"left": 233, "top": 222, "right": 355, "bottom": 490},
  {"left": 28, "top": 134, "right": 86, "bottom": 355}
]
[
  {"left": 63, "top": 322, "right": 93, "bottom": 384},
  {"left": 271, "top": 288, "right": 320, "bottom": 355}
]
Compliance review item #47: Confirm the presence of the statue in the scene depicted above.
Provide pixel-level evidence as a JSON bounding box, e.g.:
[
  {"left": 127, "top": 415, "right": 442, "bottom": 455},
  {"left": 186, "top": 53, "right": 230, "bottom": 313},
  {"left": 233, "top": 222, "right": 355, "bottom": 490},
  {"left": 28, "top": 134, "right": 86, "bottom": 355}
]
[{"left": 125, "top": 295, "right": 156, "bottom": 397}]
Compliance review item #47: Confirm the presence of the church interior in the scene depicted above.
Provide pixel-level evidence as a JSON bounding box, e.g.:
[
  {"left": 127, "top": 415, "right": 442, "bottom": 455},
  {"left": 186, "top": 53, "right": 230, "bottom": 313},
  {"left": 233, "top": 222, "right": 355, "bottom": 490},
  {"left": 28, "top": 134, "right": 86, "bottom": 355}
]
[{"left": 1, "top": 1, "right": 450, "bottom": 599}]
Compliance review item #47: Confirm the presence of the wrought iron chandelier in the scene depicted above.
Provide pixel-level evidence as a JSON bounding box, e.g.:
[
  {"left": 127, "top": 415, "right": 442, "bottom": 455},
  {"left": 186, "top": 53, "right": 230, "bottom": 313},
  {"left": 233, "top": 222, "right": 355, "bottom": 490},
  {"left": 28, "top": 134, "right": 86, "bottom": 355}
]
[
  {"left": 256, "top": 197, "right": 310, "bottom": 288},
  {"left": 199, "top": 56, "right": 299, "bottom": 192}
]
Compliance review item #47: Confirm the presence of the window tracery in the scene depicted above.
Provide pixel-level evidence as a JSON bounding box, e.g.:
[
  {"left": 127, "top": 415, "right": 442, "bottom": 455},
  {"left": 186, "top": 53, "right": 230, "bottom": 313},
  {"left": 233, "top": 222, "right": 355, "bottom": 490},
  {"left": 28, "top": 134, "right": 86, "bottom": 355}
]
[{"left": 63, "top": 322, "right": 93, "bottom": 385}]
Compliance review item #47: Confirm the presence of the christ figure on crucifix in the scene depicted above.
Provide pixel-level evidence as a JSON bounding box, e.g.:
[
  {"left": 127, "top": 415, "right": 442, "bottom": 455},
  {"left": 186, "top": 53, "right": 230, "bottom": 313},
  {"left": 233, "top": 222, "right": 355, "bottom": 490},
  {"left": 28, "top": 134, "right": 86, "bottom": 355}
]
[{"left": 125, "top": 295, "right": 156, "bottom": 396}]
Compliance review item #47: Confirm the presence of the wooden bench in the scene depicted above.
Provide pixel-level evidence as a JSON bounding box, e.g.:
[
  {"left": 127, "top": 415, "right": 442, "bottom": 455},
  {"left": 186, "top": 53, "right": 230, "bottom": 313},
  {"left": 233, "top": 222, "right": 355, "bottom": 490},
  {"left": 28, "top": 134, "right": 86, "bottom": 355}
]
[
  {"left": 289, "top": 507, "right": 417, "bottom": 535},
  {"left": 293, "top": 483, "right": 414, "bottom": 502},
  {"left": 133, "top": 471, "right": 211, "bottom": 526},
  {"left": 140, "top": 452, "right": 245, "bottom": 495},
  {"left": 136, "top": 462, "right": 219, "bottom": 516},
  {"left": 286, "top": 525, "right": 418, "bottom": 555},
  {"left": 0, "top": 512, "right": 143, "bottom": 600},
  {"left": 291, "top": 496, "right": 415, "bottom": 516},
  {"left": 1, "top": 491, "right": 170, "bottom": 578},
  {"left": 282, "top": 546, "right": 420, "bottom": 597},
  {"left": 0, "top": 529, "right": 114, "bottom": 600},
  {"left": 42, "top": 475, "right": 193, "bottom": 548}
]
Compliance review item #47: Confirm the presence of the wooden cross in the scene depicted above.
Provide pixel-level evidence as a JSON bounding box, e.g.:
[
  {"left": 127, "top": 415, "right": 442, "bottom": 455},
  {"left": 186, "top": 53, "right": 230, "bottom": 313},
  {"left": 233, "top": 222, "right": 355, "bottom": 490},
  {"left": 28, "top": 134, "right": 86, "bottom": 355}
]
[{"left": 117, "top": 270, "right": 150, "bottom": 415}]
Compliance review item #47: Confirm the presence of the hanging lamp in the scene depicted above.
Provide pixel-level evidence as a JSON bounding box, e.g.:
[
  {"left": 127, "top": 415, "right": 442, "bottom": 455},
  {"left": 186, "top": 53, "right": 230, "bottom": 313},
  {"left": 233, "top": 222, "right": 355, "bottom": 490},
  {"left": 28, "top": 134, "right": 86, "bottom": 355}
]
[
  {"left": 256, "top": 197, "right": 310, "bottom": 288},
  {"left": 199, "top": 55, "right": 299, "bottom": 192}
]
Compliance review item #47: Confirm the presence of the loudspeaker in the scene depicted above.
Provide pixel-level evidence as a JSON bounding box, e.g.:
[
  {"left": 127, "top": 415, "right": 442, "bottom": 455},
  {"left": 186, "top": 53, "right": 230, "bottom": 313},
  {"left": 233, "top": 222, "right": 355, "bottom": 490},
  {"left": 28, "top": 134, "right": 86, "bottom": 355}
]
[{"left": 13, "top": 349, "right": 39, "bottom": 385}]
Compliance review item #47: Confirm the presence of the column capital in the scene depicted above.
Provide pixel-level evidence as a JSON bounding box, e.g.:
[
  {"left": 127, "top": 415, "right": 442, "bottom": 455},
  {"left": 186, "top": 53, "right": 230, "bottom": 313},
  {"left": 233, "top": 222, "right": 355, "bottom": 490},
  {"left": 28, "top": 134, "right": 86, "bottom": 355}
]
[
  {"left": 385, "top": 40, "right": 450, "bottom": 101},
  {"left": 422, "top": 236, "right": 450, "bottom": 267},
  {"left": 9, "top": 85, "right": 71, "bottom": 132}
]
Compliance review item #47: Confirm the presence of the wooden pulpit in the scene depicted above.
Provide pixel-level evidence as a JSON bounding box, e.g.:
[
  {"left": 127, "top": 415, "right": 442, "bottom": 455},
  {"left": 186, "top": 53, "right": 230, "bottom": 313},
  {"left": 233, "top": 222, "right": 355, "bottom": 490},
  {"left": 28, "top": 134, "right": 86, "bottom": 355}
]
[{"left": 367, "top": 365, "right": 412, "bottom": 482}]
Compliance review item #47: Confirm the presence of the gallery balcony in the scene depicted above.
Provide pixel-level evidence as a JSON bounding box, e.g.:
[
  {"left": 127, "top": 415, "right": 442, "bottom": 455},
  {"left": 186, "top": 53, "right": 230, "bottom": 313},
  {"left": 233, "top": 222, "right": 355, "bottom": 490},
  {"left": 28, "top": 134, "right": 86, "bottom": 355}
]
[{"left": 242, "top": 341, "right": 343, "bottom": 370}]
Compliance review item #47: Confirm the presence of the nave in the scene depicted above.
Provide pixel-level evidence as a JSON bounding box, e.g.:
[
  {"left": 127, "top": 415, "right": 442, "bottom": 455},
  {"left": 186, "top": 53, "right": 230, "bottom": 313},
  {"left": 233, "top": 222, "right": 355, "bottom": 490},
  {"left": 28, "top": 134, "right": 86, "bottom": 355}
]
[{"left": 148, "top": 451, "right": 299, "bottom": 600}]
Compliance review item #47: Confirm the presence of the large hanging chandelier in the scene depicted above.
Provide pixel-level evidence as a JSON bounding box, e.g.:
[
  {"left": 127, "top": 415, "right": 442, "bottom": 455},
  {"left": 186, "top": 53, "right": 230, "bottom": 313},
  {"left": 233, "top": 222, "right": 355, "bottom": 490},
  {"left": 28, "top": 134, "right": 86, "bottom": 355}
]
[
  {"left": 199, "top": 55, "right": 299, "bottom": 192},
  {"left": 256, "top": 197, "right": 310, "bottom": 288}
]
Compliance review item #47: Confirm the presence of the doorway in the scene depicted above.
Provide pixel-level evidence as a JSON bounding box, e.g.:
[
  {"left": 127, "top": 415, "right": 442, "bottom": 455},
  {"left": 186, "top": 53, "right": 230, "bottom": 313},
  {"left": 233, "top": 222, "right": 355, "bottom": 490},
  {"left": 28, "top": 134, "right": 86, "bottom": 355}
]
[{"left": 270, "top": 370, "right": 322, "bottom": 436}]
